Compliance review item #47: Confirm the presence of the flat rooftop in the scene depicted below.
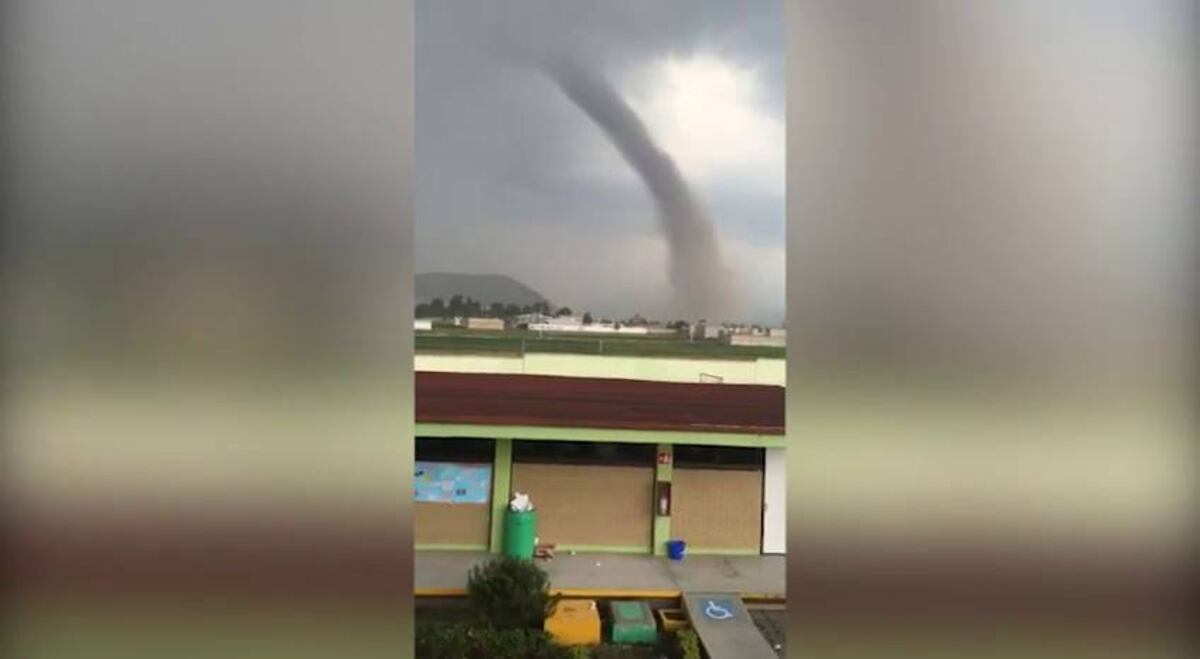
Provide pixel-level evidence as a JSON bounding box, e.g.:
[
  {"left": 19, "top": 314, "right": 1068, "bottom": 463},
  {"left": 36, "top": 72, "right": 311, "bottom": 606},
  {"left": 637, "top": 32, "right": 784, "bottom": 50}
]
[
  {"left": 415, "top": 329, "right": 785, "bottom": 359},
  {"left": 416, "top": 372, "right": 785, "bottom": 435}
]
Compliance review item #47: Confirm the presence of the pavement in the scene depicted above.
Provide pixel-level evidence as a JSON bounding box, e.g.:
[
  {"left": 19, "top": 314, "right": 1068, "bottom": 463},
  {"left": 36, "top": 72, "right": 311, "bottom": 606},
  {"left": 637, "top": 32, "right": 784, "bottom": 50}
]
[
  {"left": 749, "top": 607, "right": 787, "bottom": 657},
  {"left": 415, "top": 551, "right": 786, "bottom": 598},
  {"left": 682, "top": 592, "right": 778, "bottom": 659}
]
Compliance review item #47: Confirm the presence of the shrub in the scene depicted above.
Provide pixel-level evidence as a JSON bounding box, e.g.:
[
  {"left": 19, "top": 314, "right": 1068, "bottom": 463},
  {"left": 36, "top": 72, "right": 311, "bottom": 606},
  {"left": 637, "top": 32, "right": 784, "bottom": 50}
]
[
  {"left": 677, "top": 628, "right": 702, "bottom": 659},
  {"left": 467, "top": 555, "right": 552, "bottom": 629},
  {"left": 565, "top": 645, "right": 592, "bottom": 659},
  {"left": 653, "top": 633, "right": 683, "bottom": 659},
  {"left": 415, "top": 622, "right": 572, "bottom": 659}
]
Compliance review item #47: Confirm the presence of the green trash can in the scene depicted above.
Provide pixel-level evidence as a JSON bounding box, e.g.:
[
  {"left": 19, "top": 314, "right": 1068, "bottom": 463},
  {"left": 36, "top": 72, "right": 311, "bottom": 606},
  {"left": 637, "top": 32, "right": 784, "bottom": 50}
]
[{"left": 503, "top": 509, "right": 537, "bottom": 559}]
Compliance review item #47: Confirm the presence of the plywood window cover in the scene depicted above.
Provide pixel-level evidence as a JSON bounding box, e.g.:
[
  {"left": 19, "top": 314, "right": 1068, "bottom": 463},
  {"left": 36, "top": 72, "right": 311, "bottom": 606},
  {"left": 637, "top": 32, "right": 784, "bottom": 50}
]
[
  {"left": 511, "top": 463, "right": 654, "bottom": 549},
  {"left": 670, "top": 467, "right": 763, "bottom": 551},
  {"left": 415, "top": 501, "right": 491, "bottom": 546}
]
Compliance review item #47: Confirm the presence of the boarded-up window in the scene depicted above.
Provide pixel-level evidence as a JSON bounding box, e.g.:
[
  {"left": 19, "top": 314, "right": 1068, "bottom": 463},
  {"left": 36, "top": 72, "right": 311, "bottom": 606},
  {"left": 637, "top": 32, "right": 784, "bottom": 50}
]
[
  {"left": 415, "top": 503, "right": 491, "bottom": 547},
  {"left": 671, "top": 467, "right": 763, "bottom": 552},
  {"left": 511, "top": 462, "right": 654, "bottom": 550},
  {"left": 415, "top": 438, "right": 493, "bottom": 548}
]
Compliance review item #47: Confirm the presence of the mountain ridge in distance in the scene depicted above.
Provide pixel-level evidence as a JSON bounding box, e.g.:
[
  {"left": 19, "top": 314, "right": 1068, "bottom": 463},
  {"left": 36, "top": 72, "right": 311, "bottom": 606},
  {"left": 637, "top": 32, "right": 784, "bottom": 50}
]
[{"left": 415, "top": 272, "right": 550, "bottom": 308}]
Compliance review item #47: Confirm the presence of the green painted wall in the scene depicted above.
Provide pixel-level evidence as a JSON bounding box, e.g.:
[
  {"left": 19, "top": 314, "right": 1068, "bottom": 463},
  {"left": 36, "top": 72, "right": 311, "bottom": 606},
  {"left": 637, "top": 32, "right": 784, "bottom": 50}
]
[
  {"left": 415, "top": 352, "right": 786, "bottom": 386},
  {"left": 425, "top": 436, "right": 778, "bottom": 557},
  {"left": 416, "top": 350, "right": 787, "bottom": 557}
]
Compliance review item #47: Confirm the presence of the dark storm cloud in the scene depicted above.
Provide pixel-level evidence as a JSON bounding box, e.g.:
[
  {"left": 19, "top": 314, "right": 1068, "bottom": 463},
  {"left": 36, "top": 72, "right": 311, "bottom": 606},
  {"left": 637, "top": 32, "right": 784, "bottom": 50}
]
[
  {"left": 539, "top": 54, "right": 735, "bottom": 320},
  {"left": 415, "top": 0, "right": 784, "bottom": 322}
]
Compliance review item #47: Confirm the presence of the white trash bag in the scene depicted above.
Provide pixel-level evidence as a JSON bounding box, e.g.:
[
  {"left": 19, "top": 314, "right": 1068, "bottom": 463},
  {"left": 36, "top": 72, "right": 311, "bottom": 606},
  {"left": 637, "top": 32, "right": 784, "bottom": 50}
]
[{"left": 509, "top": 492, "right": 534, "bottom": 512}]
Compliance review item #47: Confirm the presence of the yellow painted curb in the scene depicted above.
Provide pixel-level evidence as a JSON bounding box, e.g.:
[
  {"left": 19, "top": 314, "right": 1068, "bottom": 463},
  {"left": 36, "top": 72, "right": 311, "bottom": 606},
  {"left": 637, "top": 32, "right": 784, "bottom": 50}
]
[
  {"left": 415, "top": 588, "right": 469, "bottom": 597},
  {"left": 414, "top": 588, "right": 680, "bottom": 599},
  {"left": 553, "top": 588, "right": 681, "bottom": 599},
  {"left": 415, "top": 587, "right": 785, "bottom": 603},
  {"left": 740, "top": 592, "right": 787, "bottom": 602}
]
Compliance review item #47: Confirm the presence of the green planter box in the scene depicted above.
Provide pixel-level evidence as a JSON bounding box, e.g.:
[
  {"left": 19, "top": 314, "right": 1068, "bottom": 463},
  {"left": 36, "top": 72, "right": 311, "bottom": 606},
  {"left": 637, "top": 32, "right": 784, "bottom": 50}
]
[
  {"left": 502, "top": 509, "right": 537, "bottom": 559},
  {"left": 609, "top": 601, "right": 656, "bottom": 645}
]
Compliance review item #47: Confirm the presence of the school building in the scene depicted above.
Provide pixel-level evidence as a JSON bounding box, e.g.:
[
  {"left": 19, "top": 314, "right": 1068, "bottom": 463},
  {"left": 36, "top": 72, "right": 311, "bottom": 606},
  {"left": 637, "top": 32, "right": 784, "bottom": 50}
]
[{"left": 415, "top": 371, "right": 786, "bottom": 556}]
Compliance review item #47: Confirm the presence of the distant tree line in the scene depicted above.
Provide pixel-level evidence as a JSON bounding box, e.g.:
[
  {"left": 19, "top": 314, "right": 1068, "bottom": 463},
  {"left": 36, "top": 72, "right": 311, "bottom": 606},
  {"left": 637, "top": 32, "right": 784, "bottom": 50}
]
[
  {"left": 415, "top": 295, "right": 562, "bottom": 320},
  {"left": 415, "top": 295, "right": 695, "bottom": 333}
]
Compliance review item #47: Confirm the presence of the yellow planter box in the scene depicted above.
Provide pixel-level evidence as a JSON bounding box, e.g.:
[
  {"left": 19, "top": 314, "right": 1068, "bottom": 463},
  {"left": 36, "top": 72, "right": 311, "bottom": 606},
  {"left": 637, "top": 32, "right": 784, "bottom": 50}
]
[
  {"left": 544, "top": 599, "right": 601, "bottom": 646},
  {"left": 656, "top": 608, "right": 690, "bottom": 633}
]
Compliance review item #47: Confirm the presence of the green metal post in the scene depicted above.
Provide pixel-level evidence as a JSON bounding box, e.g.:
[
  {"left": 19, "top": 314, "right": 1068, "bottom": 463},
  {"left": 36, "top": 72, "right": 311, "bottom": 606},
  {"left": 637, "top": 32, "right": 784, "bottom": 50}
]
[{"left": 489, "top": 438, "right": 513, "bottom": 553}]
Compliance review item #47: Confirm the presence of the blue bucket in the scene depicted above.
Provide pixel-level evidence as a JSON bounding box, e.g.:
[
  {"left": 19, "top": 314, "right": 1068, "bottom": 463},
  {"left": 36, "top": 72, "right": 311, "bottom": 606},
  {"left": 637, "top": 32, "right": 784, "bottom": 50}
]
[{"left": 666, "top": 539, "right": 686, "bottom": 561}]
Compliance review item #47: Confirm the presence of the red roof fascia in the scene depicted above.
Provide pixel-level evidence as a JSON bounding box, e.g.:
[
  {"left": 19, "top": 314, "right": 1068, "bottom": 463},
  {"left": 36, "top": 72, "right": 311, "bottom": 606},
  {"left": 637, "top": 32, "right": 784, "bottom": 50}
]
[{"left": 415, "top": 372, "right": 784, "bottom": 435}]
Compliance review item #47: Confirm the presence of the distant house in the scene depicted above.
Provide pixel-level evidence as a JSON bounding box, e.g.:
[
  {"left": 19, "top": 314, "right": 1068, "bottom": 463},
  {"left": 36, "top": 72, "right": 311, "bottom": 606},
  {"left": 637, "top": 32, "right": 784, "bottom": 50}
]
[
  {"left": 414, "top": 319, "right": 434, "bottom": 332},
  {"left": 729, "top": 334, "right": 785, "bottom": 348},
  {"left": 528, "top": 319, "right": 649, "bottom": 335},
  {"left": 690, "top": 323, "right": 723, "bottom": 340},
  {"left": 526, "top": 315, "right": 582, "bottom": 332},
  {"left": 513, "top": 312, "right": 554, "bottom": 327},
  {"left": 545, "top": 315, "right": 583, "bottom": 328},
  {"left": 465, "top": 317, "right": 506, "bottom": 331},
  {"left": 526, "top": 320, "right": 581, "bottom": 332}
]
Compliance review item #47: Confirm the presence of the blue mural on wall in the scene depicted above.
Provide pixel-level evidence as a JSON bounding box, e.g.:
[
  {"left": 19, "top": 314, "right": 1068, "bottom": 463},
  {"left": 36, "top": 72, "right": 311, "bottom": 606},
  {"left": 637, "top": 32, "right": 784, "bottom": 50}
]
[{"left": 414, "top": 461, "right": 491, "bottom": 504}]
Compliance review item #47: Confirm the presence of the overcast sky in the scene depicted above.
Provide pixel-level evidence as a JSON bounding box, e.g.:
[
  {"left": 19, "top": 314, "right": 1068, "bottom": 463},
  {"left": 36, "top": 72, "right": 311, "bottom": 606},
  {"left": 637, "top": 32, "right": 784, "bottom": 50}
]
[{"left": 416, "top": 0, "right": 784, "bottom": 323}]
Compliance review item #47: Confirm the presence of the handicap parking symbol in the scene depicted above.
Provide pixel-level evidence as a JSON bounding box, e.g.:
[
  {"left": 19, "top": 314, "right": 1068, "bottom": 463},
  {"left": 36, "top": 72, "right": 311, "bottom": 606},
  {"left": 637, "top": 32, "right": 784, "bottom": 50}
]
[{"left": 702, "top": 599, "right": 735, "bottom": 620}]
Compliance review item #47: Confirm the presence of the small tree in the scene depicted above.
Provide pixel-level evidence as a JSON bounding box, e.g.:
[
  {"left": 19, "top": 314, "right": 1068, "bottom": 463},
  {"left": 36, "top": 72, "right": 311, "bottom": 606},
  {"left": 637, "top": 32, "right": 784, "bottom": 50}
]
[
  {"left": 416, "top": 623, "right": 571, "bottom": 659},
  {"left": 448, "top": 294, "right": 464, "bottom": 317},
  {"left": 464, "top": 297, "right": 482, "bottom": 317},
  {"left": 582, "top": 312, "right": 593, "bottom": 325},
  {"left": 467, "top": 555, "right": 552, "bottom": 630},
  {"left": 556, "top": 307, "right": 573, "bottom": 317}
]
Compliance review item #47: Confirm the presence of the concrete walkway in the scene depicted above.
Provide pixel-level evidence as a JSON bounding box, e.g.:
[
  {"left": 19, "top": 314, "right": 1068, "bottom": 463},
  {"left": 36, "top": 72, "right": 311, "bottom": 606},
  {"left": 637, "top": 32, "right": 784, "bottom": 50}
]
[{"left": 416, "top": 551, "right": 786, "bottom": 599}]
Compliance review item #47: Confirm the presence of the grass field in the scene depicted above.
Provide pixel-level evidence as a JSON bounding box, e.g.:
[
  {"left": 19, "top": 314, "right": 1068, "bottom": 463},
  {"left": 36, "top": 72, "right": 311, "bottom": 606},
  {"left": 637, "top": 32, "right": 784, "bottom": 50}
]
[{"left": 415, "top": 329, "right": 785, "bottom": 359}]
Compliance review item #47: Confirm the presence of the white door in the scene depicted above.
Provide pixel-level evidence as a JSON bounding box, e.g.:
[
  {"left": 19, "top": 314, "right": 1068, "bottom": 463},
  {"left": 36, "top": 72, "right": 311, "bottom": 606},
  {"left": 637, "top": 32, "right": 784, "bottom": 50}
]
[{"left": 761, "top": 448, "right": 786, "bottom": 553}]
